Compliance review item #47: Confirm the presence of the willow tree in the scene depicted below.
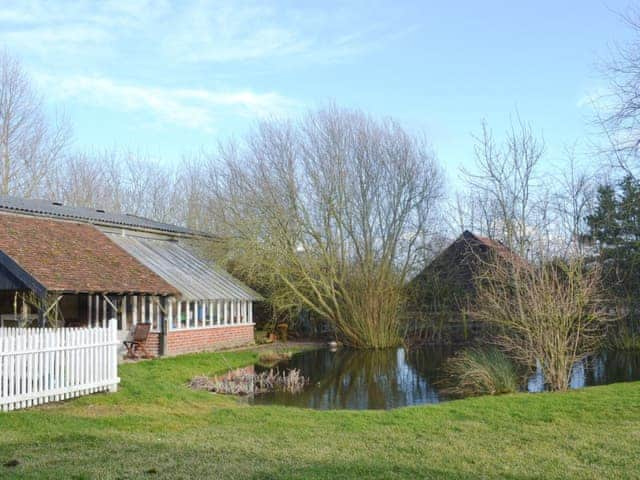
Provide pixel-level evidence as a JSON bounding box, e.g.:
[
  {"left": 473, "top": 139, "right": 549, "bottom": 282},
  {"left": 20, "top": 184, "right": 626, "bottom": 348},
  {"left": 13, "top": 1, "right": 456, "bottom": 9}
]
[{"left": 207, "top": 106, "right": 443, "bottom": 348}]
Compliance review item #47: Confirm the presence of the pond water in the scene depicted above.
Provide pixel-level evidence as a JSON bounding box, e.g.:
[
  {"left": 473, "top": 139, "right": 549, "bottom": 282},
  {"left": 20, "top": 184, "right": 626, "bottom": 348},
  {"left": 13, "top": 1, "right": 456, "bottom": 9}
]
[{"left": 249, "top": 346, "right": 640, "bottom": 410}]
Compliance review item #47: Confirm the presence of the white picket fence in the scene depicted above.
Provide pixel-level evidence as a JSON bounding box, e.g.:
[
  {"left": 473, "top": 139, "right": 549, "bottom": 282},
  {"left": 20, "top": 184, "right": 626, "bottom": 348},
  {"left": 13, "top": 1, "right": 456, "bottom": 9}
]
[{"left": 0, "top": 318, "right": 120, "bottom": 412}]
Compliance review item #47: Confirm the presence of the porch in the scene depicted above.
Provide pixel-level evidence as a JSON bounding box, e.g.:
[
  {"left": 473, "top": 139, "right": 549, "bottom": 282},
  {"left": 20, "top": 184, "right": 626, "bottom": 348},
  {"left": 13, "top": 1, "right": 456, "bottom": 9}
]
[{"left": 0, "top": 292, "right": 255, "bottom": 358}]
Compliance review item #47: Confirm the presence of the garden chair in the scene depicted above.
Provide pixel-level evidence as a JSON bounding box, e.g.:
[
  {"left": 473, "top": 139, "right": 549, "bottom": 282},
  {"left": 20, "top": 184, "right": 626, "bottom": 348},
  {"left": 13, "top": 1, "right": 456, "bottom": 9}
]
[{"left": 123, "top": 323, "right": 152, "bottom": 359}]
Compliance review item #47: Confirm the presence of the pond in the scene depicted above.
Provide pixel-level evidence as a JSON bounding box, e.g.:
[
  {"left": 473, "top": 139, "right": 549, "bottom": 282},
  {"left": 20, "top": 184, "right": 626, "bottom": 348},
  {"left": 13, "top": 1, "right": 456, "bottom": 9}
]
[{"left": 249, "top": 346, "right": 640, "bottom": 410}]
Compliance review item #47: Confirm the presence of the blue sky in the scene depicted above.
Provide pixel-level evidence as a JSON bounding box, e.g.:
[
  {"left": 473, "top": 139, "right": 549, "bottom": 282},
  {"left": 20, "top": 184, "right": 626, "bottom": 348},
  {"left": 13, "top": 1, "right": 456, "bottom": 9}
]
[{"left": 0, "top": 0, "right": 633, "bottom": 181}]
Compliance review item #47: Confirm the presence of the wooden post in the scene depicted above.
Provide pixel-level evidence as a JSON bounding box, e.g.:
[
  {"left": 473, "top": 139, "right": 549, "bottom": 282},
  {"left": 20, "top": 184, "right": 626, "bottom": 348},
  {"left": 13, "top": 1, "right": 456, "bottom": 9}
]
[
  {"left": 159, "top": 297, "right": 168, "bottom": 356},
  {"left": 102, "top": 297, "right": 107, "bottom": 328},
  {"left": 132, "top": 296, "right": 138, "bottom": 326},
  {"left": 177, "top": 301, "right": 182, "bottom": 329},
  {"left": 149, "top": 297, "right": 154, "bottom": 329},
  {"left": 108, "top": 317, "right": 119, "bottom": 393},
  {"left": 141, "top": 297, "right": 146, "bottom": 325},
  {"left": 186, "top": 302, "right": 191, "bottom": 328},
  {"left": 34, "top": 292, "right": 47, "bottom": 327},
  {"left": 121, "top": 296, "right": 127, "bottom": 332},
  {"left": 216, "top": 301, "right": 221, "bottom": 326},
  {"left": 94, "top": 295, "right": 100, "bottom": 328},
  {"left": 88, "top": 294, "right": 92, "bottom": 327},
  {"left": 168, "top": 298, "right": 174, "bottom": 330}
]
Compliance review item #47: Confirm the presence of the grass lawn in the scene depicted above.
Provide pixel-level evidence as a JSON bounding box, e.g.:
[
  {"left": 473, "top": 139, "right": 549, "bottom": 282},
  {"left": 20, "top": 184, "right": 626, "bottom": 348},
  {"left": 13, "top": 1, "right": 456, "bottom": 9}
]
[{"left": 1, "top": 349, "right": 639, "bottom": 479}]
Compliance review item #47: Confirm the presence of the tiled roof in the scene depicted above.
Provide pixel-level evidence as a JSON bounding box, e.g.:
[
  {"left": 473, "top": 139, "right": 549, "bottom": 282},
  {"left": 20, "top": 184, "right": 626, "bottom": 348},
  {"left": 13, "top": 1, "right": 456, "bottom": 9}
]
[
  {"left": 0, "top": 195, "right": 201, "bottom": 236},
  {"left": 0, "top": 213, "right": 180, "bottom": 295},
  {"left": 464, "top": 231, "right": 524, "bottom": 265}
]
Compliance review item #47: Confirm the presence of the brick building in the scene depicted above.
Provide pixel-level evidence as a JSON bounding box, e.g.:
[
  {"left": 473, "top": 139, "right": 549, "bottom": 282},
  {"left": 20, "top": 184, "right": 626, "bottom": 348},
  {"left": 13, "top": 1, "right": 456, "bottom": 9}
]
[{"left": 0, "top": 196, "right": 260, "bottom": 357}]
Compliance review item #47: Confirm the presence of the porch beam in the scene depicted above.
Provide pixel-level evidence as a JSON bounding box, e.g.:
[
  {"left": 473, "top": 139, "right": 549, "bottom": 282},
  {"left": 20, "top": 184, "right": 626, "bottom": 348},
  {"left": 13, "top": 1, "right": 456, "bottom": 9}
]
[
  {"left": 101, "top": 294, "right": 118, "bottom": 312},
  {"left": 43, "top": 295, "right": 63, "bottom": 317}
]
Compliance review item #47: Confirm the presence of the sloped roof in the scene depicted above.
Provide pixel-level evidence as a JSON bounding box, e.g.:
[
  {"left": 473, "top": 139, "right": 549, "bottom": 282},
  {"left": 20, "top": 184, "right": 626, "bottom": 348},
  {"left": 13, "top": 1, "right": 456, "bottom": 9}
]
[
  {"left": 0, "top": 213, "right": 179, "bottom": 295},
  {"left": 408, "top": 230, "right": 524, "bottom": 309},
  {"left": 0, "top": 195, "right": 200, "bottom": 236},
  {"left": 107, "top": 233, "right": 262, "bottom": 301}
]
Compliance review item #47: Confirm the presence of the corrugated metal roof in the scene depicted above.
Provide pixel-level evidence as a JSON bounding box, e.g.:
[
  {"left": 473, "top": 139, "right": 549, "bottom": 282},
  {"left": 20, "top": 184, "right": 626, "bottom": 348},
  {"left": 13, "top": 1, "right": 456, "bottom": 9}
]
[
  {"left": 107, "top": 233, "right": 262, "bottom": 301},
  {"left": 0, "top": 195, "right": 200, "bottom": 236}
]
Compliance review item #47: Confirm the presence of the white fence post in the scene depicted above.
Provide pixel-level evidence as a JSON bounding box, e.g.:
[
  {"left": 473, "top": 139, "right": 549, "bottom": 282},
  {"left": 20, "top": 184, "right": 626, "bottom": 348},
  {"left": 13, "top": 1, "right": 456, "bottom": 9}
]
[
  {"left": 0, "top": 324, "right": 121, "bottom": 412},
  {"left": 108, "top": 317, "right": 119, "bottom": 393}
]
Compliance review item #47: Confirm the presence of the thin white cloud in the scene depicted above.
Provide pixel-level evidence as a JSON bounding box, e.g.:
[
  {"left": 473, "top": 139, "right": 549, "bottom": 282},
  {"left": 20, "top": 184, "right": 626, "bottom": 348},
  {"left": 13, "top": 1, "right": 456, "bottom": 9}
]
[
  {"left": 39, "top": 74, "right": 299, "bottom": 132},
  {"left": 0, "top": 0, "right": 406, "bottom": 65},
  {"left": 4, "top": 26, "right": 111, "bottom": 56}
]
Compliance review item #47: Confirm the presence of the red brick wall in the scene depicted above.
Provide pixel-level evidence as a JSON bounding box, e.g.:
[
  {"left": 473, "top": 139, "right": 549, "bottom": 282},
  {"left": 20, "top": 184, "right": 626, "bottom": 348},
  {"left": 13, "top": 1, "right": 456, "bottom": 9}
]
[
  {"left": 167, "top": 325, "right": 254, "bottom": 356},
  {"left": 142, "top": 332, "right": 161, "bottom": 357},
  {"left": 135, "top": 325, "right": 254, "bottom": 358}
]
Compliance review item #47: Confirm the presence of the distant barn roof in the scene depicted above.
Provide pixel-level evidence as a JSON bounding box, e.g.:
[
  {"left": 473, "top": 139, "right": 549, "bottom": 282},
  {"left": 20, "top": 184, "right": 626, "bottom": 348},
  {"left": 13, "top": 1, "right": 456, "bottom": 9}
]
[
  {"left": 0, "top": 214, "right": 179, "bottom": 295},
  {"left": 0, "top": 195, "right": 198, "bottom": 236}
]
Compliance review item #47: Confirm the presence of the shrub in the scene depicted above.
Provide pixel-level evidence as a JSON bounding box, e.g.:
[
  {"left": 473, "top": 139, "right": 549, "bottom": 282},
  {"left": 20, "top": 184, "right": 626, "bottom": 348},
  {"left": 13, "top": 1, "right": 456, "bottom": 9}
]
[
  {"left": 443, "top": 347, "right": 519, "bottom": 397},
  {"left": 471, "top": 258, "right": 610, "bottom": 391}
]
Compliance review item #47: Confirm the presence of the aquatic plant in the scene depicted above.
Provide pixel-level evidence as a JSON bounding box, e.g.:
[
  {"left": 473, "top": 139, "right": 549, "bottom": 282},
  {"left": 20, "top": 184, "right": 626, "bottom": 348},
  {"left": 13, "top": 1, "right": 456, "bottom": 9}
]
[
  {"left": 443, "top": 347, "right": 519, "bottom": 397},
  {"left": 190, "top": 368, "right": 308, "bottom": 396}
]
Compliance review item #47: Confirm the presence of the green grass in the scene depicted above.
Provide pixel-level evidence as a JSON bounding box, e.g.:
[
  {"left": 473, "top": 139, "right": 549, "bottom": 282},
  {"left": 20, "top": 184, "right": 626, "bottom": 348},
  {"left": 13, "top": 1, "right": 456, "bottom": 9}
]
[{"left": 1, "top": 350, "right": 639, "bottom": 479}]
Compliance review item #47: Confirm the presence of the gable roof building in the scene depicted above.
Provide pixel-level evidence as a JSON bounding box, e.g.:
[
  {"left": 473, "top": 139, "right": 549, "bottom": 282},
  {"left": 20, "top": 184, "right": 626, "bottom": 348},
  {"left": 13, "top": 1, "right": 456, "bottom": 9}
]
[
  {"left": 408, "top": 230, "right": 517, "bottom": 313},
  {"left": 0, "top": 195, "right": 259, "bottom": 357}
]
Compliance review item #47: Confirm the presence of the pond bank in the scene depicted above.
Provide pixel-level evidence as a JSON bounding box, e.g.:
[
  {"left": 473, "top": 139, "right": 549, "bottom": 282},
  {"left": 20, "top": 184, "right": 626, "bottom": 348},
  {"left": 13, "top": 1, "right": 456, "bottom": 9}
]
[{"left": 0, "top": 349, "right": 639, "bottom": 479}]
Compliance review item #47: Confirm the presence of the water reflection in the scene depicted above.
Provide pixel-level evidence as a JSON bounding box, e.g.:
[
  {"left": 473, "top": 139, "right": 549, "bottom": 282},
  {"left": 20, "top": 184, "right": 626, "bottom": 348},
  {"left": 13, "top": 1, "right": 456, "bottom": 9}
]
[
  {"left": 251, "top": 346, "right": 454, "bottom": 409},
  {"left": 527, "top": 350, "right": 640, "bottom": 393},
  {"left": 250, "top": 347, "right": 640, "bottom": 410}
]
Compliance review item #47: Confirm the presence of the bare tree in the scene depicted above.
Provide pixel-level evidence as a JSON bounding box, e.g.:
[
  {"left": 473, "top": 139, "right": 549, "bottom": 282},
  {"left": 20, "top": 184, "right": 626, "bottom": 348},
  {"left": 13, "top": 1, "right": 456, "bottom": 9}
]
[
  {"left": 0, "top": 51, "right": 70, "bottom": 197},
  {"left": 591, "top": 6, "right": 640, "bottom": 177},
  {"left": 552, "top": 144, "right": 596, "bottom": 257},
  {"left": 49, "top": 151, "right": 119, "bottom": 209},
  {"left": 175, "top": 154, "right": 211, "bottom": 231},
  {"left": 472, "top": 256, "right": 609, "bottom": 391},
  {"left": 49, "top": 148, "right": 184, "bottom": 225},
  {"left": 205, "top": 106, "right": 444, "bottom": 348},
  {"left": 460, "top": 117, "right": 545, "bottom": 259}
]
